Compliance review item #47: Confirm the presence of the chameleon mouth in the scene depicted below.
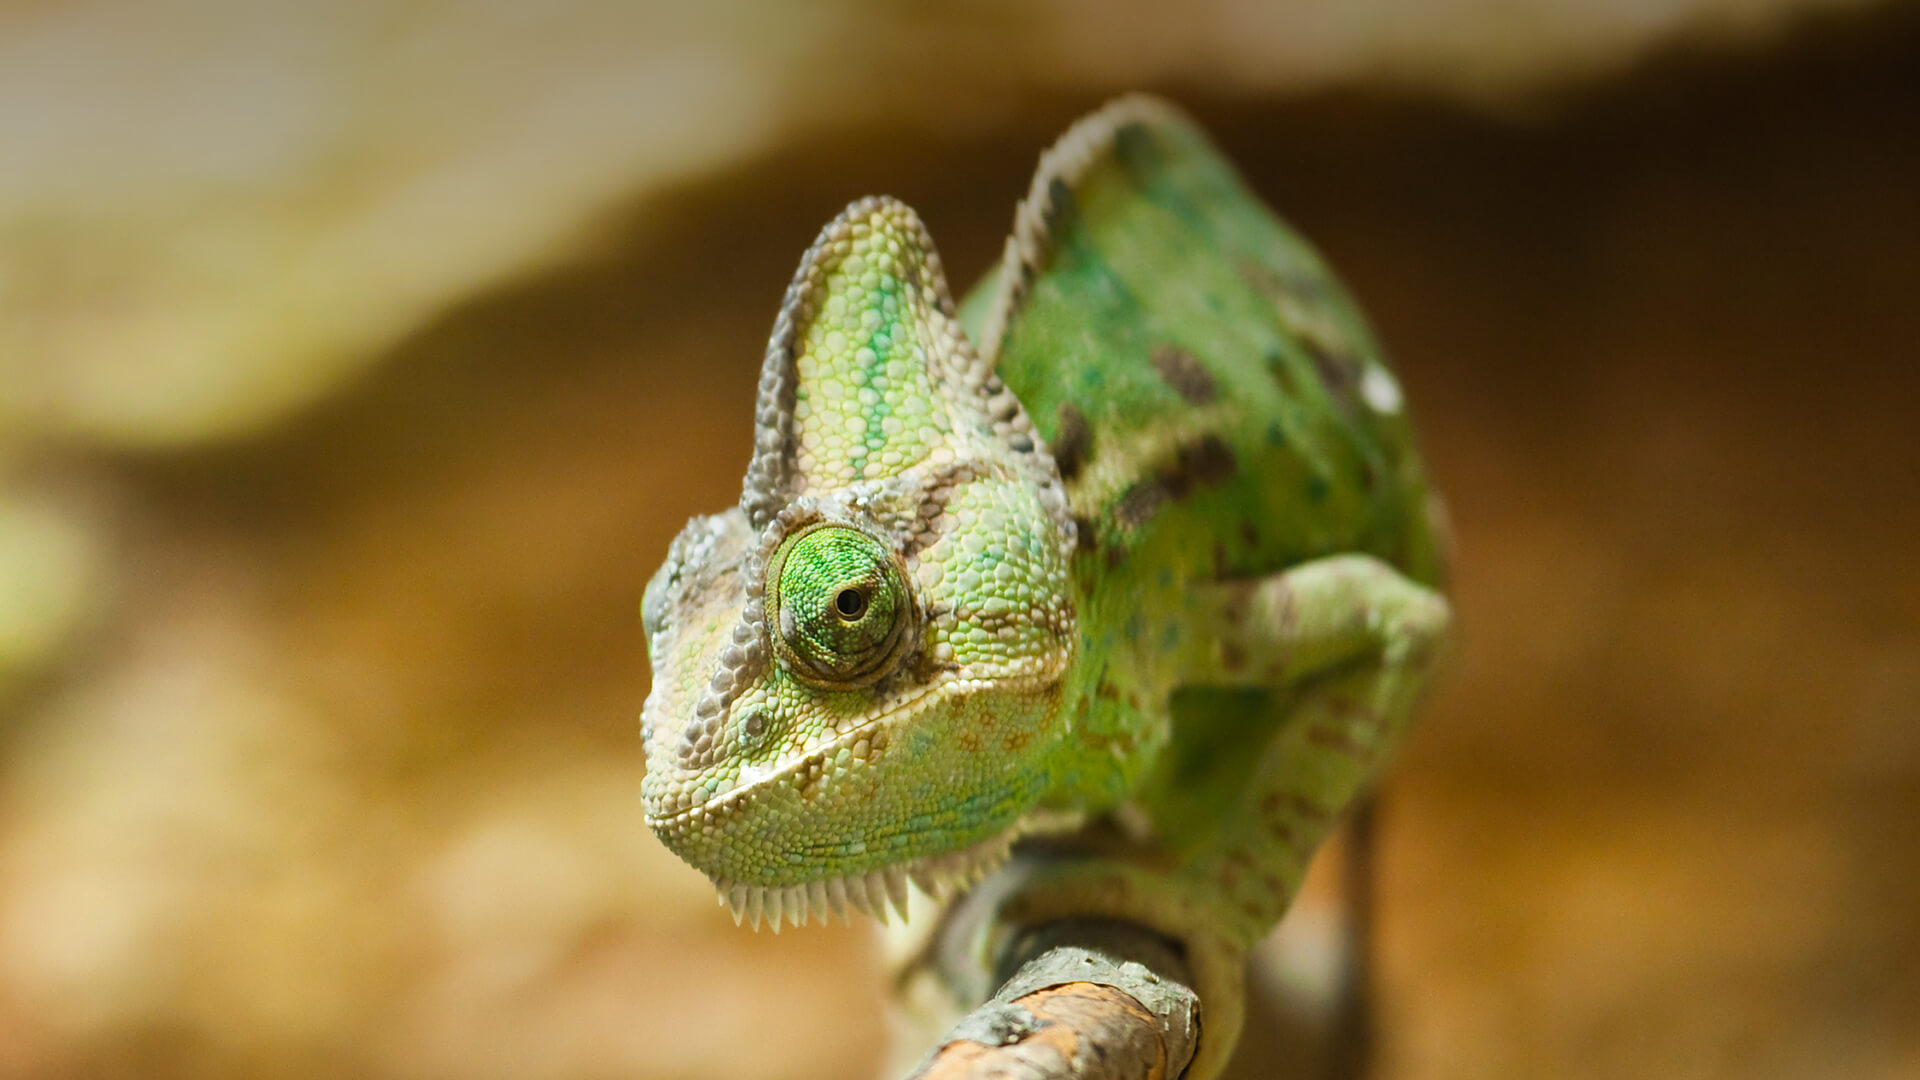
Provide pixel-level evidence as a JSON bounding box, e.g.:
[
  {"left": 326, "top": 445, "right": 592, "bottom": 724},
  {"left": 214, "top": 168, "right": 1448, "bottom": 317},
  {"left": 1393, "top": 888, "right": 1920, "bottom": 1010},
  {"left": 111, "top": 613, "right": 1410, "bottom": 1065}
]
[
  {"left": 704, "top": 812, "right": 1060, "bottom": 932},
  {"left": 646, "top": 663, "right": 1066, "bottom": 828},
  {"left": 644, "top": 674, "right": 962, "bottom": 828}
]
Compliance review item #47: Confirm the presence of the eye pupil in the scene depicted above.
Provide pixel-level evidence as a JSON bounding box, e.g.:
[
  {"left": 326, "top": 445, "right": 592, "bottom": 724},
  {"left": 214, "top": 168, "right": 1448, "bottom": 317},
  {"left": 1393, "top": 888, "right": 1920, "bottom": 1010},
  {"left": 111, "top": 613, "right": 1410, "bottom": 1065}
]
[{"left": 834, "top": 588, "right": 866, "bottom": 619}]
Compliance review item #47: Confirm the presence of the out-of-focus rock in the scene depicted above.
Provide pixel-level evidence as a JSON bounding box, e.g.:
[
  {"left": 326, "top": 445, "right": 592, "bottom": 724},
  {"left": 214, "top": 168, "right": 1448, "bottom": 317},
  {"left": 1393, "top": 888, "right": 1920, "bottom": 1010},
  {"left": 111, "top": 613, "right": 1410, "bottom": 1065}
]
[
  {"left": 0, "top": 0, "right": 1880, "bottom": 446},
  {"left": 0, "top": 492, "right": 103, "bottom": 699}
]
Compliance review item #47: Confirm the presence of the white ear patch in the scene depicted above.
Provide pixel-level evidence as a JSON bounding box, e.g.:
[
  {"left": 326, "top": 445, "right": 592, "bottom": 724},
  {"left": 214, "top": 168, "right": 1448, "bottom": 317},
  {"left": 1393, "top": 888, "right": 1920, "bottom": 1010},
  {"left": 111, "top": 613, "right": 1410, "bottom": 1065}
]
[{"left": 1360, "top": 366, "right": 1403, "bottom": 415}]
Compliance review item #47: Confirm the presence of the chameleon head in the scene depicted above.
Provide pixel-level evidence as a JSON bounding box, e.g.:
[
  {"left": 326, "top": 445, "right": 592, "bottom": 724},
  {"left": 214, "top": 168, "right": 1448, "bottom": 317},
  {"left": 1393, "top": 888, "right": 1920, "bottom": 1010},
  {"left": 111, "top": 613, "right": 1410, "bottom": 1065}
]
[{"left": 640, "top": 197, "right": 1078, "bottom": 926}]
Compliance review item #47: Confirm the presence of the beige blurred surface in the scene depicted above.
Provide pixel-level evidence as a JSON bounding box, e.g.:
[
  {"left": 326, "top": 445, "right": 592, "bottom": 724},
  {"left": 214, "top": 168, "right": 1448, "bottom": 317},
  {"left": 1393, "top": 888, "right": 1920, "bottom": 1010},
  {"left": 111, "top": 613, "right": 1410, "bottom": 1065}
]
[
  {"left": 3, "top": 3, "right": 1919, "bottom": 1078},
  {"left": 0, "top": 0, "right": 1877, "bottom": 445}
]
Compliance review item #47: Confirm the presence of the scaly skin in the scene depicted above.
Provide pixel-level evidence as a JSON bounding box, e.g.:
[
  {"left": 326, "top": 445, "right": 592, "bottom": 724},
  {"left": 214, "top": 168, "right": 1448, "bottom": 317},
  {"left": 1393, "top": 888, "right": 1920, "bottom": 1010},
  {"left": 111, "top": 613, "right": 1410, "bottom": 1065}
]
[{"left": 640, "top": 96, "right": 1451, "bottom": 1077}]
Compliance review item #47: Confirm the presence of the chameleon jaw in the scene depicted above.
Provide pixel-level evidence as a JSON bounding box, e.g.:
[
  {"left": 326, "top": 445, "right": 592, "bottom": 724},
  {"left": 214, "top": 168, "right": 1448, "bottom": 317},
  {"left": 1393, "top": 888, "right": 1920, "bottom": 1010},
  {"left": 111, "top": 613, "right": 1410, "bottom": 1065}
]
[{"left": 705, "top": 818, "right": 1031, "bottom": 932}]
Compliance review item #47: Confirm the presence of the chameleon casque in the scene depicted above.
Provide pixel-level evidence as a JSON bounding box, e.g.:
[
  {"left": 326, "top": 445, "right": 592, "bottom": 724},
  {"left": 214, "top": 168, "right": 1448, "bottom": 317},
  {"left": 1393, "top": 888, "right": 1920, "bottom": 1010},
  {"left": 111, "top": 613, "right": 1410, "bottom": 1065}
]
[{"left": 640, "top": 95, "right": 1450, "bottom": 1077}]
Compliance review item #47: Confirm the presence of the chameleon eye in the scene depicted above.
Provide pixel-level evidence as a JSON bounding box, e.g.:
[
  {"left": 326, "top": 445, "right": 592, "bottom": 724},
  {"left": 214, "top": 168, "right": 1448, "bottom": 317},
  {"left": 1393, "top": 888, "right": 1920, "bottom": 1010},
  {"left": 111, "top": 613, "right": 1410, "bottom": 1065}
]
[{"left": 768, "top": 524, "right": 913, "bottom": 686}]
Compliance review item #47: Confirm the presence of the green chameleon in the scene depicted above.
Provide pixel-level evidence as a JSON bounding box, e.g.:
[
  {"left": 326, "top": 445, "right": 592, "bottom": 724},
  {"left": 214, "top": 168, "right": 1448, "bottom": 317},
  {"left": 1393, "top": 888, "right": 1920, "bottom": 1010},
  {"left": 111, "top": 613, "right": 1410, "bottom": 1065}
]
[{"left": 640, "top": 95, "right": 1450, "bottom": 1077}]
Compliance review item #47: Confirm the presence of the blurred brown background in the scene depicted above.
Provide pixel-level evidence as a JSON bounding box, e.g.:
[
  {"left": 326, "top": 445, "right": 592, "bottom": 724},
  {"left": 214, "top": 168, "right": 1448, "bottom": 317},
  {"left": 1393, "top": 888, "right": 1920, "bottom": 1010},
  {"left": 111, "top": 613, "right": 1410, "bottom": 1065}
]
[{"left": 2, "top": 2, "right": 1917, "bottom": 1078}]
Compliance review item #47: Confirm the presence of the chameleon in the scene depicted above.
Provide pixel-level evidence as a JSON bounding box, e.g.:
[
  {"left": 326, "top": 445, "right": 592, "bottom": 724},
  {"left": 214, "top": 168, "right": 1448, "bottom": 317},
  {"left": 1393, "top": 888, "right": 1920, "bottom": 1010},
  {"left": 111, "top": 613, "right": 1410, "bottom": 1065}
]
[{"left": 639, "top": 94, "right": 1450, "bottom": 1077}]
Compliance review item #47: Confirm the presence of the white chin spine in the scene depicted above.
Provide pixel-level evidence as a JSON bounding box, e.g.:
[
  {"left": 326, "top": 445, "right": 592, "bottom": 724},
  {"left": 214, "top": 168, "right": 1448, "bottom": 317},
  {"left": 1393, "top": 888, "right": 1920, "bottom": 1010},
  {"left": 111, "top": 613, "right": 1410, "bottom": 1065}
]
[{"left": 706, "top": 826, "right": 1022, "bottom": 932}]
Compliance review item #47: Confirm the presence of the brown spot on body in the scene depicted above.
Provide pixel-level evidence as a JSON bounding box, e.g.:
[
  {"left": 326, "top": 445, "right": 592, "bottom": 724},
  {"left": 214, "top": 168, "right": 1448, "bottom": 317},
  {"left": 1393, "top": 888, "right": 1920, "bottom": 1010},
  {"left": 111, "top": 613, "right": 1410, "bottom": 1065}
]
[
  {"left": 1110, "top": 119, "right": 1157, "bottom": 175},
  {"left": 1071, "top": 515, "right": 1099, "bottom": 553},
  {"left": 1042, "top": 177, "right": 1079, "bottom": 236},
  {"left": 1234, "top": 254, "right": 1287, "bottom": 300},
  {"left": 1004, "top": 731, "right": 1033, "bottom": 752},
  {"left": 1274, "top": 793, "right": 1330, "bottom": 823},
  {"left": 1306, "top": 723, "right": 1367, "bottom": 757},
  {"left": 1236, "top": 254, "right": 1336, "bottom": 314},
  {"left": 1114, "top": 483, "right": 1167, "bottom": 529},
  {"left": 1161, "top": 435, "right": 1238, "bottom": 500},
  {"left": 1113, "top": 435, "right": 1240, "bottom": 530},
  {"left": 1235, "top": 254, "right": 1372, "bottom": 413},
  {"left": 1263, "top": 817, "right": 1304, "bottom": 850},
  {"left": 1052, "top": 402, "right": 1092, "bottom": 482},
  {"left": 1305, "top": 339, "right": 1363, "bottom": 414},
  {"left": 1219, "top": 589, "right": 1252, "bottom": 649},
  {"left": 1150, "top": 343, "right": 1217, "bottom": 404},
  {"left": 1220, "top": 641, "right": 1247, "bottom": 674}
]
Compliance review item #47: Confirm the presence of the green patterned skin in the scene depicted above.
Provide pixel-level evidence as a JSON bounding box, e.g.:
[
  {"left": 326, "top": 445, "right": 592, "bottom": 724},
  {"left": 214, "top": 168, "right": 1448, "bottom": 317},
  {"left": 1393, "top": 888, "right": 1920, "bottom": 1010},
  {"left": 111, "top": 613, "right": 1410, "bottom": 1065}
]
[{"left": 640, "top": 96, "right": 1451, "bottom": 1077}]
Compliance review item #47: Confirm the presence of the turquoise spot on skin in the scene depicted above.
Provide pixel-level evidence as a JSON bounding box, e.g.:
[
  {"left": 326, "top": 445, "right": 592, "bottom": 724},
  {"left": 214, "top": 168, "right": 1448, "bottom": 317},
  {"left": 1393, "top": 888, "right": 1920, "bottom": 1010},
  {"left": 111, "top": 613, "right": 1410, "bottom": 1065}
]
[
  {"left": 1265, "top": 421, "right": 1287, "bottom": 447},
  {"left": 1306, "top": 474, "right": 1331, "bottom": 504},
  {"left": 852, "top": 277, "right": 908, "bottom": 475}
]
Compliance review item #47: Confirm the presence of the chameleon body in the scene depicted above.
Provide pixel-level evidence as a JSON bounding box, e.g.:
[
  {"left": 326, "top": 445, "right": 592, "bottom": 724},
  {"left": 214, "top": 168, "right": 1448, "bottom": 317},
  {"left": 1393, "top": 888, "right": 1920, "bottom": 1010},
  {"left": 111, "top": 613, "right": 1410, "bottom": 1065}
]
[{"left": 641, "top": 96, "right": 1450, "bottom": 1077}]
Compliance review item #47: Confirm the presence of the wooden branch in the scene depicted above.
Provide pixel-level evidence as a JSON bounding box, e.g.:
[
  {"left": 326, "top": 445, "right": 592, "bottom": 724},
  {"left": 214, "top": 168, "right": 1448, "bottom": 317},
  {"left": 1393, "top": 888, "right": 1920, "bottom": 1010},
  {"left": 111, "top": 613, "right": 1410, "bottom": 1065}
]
[{"left": 903, "top": 919, "right": 1201, "bottom": 1080}]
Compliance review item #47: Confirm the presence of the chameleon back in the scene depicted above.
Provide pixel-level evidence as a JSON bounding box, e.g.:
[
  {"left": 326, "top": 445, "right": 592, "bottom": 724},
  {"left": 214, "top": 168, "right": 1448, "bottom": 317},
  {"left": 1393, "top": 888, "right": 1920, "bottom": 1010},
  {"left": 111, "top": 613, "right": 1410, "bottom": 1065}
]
[{"left": 959, "top": 99, "right": 1447, "bottom": 598}]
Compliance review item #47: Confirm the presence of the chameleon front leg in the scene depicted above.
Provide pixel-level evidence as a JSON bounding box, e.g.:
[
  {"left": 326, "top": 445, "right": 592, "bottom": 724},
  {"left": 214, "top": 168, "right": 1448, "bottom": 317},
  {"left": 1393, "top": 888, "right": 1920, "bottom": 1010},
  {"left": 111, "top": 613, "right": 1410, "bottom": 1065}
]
[
  {"left": 1172, "top": 554, "right": 1450, "bottom": 934},
  {"left": 983, "top": 555, "right": 1449, "bottom": 1078}
]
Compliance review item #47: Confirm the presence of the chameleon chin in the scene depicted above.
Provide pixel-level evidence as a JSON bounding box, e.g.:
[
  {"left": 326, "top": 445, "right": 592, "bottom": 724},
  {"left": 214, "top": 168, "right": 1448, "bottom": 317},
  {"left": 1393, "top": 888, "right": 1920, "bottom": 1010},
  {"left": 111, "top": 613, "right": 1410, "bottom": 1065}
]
[{"left": 639, "top": 94, "right": 1451, "bottom": 1080}]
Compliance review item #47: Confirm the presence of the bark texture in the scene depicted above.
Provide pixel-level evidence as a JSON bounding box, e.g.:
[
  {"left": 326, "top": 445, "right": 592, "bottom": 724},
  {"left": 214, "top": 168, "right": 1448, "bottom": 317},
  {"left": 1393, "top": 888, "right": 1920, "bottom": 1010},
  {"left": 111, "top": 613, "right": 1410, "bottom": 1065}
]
[{"left": 905, "top": 920, "right": 1201, "bottom": 1080}]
